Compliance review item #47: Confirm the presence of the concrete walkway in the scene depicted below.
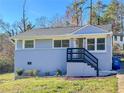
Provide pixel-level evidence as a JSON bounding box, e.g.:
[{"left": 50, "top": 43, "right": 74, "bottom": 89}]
[{"left": 117, "top": 62, "right": 124, "bottom": 93}]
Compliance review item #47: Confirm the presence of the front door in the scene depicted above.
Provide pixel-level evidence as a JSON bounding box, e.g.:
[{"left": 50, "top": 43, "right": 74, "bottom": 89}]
[
  {"left": 78, "top": 38, "right": 84, "bottom": 48},
  {"left": 78, "top": 38, "right": 85, "bottom": 59}
]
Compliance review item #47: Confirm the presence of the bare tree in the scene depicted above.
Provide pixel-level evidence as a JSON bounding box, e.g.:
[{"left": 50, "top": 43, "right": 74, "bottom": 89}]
[
  {"left": 12, "top": 0, "right": 35, "bottom": 33},
  {"left": 90, "top": 0, "right": 93, "bottom": 25},
  {"left": 0, "top": 0, "right": 35, "bottom": 36},
  {"left": 65, "top": 0, "right": 86, "bottom": 26},
  {"left": 23, "top": 0, "right": 26, "bottom": 32},
  {"left": 0, "top": 34, "right": 14, "bottom": 73},
  {"left": 49, "top": 14, "right": 67, "bottom": 27},
  {"left": 0, "top": 19, "right": 17, "bottom": 36},
  {"left": 18, "top": 0, "right": 35, "bottom": 32},
  {"left": 35, "top": 16, "right": 49, "bottom": 28},
  {"left": 36, "top": 15, "right": 68, "bottom": 28}
]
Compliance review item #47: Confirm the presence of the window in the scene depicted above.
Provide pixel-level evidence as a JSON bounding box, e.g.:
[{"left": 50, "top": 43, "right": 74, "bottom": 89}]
[
  {"left": 62, "top": 40, "right": 69, "bottom": 47},
  {"left": 123, "top": 44, "right": 124, "bottom": 50},
  {"left": 87, "top": 38, "right": 106, "bottom": 51},
  {"left": 87, "top": 39, "right": 95, "bottom": 50},
  {"left": 54, "top": 40, "right": 69, "bottom": 48},
  {"left": 17, "top": 40, "right": 22, "bottom": 49},
  {"left": 54, "top": 40, "right": 61, "bottom": 47},
  {"left": 27, "top": 62, "right": 32, "bottom": 65},
  {"left": 97, "top": 38, "right": 105, "bottom": 50},
  {"left": 25, "top": 40, "right": 34, "bottom": 48},
  {"left": 120, "top": 36, "right": 123, "bottom": 41},
  {"left": 114, "top": 36, "right": 117, "bottom": 41}
]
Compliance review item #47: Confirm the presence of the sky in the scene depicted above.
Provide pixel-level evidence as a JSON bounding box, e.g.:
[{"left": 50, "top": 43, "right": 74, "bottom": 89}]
[{"left": 0, "top": 0, "right": 112, "bottom": 25}]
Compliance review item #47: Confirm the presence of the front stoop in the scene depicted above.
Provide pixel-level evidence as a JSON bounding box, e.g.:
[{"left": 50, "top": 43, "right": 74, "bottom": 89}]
[
  {"left": 67, "top": 62, "right": 117, "bottom": 77},
  {"left": 67, "top": 62, "right": 97, "bottom": 76},
  {"left": 99, "top": 71, "right": 117, "bottom": 76}
]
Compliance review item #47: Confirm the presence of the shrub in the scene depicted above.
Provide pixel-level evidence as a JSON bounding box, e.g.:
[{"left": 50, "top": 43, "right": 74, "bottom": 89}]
[
  {"left": 56, "top": 69, "right": 62, "bottom": 76},
  {"left": 0, "top": 58, "right": 14, "bottom": 73},
  {"left": 24, "top": 70, "right": 33, "bottom": 76},
  {"left": 16, "top": 68, "right": 24, "bottom": 76},
  {"left": 45, "top": 71, "right": 50, "bottom": 76},
  {"left": 24, "top": 69, "right": 39, "bottom": 76},
  {"left": 32, "top": 69, "right": 39, "bottom": 76}
]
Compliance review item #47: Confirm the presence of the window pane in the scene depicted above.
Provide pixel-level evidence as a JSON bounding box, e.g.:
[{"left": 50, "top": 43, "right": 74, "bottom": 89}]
[
  {"left": 97, "top": 38, "right": 105, "bottom": 43},
  {"left": 54, "top": 40, "right": 61, "bottom": 47},
  {"left": 62, "top": 40, "right": 69, "bottom": 47},
  {"left": 97, "top": 45, "right": 105, "bottom": 50},
  {"left": 88, "top": 45, "right": 95, "bottom": 50},
  {"left": 87, "top": 39, "right": 95, "bottom": 50},
  {"left": 120, "top": 36, "right": 123, "bottom": 41},
  {"left": 25, "top": 40, "right": 34, "bottom": 48},
  {"left": 87, "top": 39, "right": 95, "bottom": 44},
  {"left": 97, "top": 38, "right": 105, "bottom": 50},
  {"left": 123, "top": 44, "right": 124, "bottom": 50},
  {"left": 114, "top": 36, "right": 117, "bottom": 41}
]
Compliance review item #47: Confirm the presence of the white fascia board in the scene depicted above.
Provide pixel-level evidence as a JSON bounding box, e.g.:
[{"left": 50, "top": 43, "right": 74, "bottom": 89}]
[
  {"left": 12, "top": 31, "right": 112, "bottom": 40},
  {"left": 70, "top": 25, "right": 112, "bottom": 35},
  {"left": 69, "top": 25, "right": 89, "bottom": 35}
]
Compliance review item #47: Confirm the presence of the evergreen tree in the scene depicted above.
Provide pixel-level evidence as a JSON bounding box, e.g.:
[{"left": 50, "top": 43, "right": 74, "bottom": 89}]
[{"left": 102, "top": 0, "right": 121, "bottom": 32}]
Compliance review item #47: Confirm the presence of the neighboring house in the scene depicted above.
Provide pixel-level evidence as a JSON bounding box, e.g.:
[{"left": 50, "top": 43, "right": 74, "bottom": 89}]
[
  {"left": 12, "top": 25, "right": 113, "bottom": 76},
  {"left": 113, "top": 32, "right": 124, "bottom": 50}
]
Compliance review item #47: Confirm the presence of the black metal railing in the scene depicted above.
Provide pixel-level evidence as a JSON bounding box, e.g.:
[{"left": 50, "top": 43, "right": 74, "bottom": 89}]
[{"left": 67, "top": 48, "right": 99, "bottom": 76}]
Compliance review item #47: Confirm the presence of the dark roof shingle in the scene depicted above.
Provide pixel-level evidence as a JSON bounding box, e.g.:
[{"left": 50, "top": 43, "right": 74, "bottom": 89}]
[{"left": 14, "top": 27, "right": 81, "bottom": 38}]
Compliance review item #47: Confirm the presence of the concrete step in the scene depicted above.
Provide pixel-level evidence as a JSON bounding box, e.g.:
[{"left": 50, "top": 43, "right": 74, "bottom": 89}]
[
  {"left": 67, "top": 62, "right": 97, "bottom": 76},
  {"left": 99, "top": 70, "right": 117, "bottom": 76}
]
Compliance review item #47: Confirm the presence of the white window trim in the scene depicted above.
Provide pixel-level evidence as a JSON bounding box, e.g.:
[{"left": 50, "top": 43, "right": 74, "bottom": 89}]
[
  {"left": 15, "top": 39, "right": 17, "bottom": 50},
  {"left": 96, "top": 38, "right": 106, "bottom": 52},
  {"left": 86, "top": 38, "right": 95, "bottom": 51},
  {"left": 23, "top": 39, "right": 35, "bottom": 49},
  {"left": 86, "top": 37, "right": 106, "bottom": 53},
  {"left": 52, "top": 39, "right": 70, "bottom": 49},
  {"left": 15, "top": 40, "right": 23, "bottom": 50}
]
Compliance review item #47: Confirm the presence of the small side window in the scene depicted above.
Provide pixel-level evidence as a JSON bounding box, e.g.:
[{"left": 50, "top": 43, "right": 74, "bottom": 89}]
[
  {"left": 54, "top": 40, "right": 61, "bottom": 48},
  {"left": 25, "top": 40, "right": 34, "bottom": 48},
  {"left": 97, "top": 38, "right": 105, "bottom": 50},
  {"left": 27, "top": 62, "right": 32, "bottom": 65},
  {"left": 17, "top": 40, "right": 23, "bottom": 49},
  {"left": 123, "top": 44, "right": 124, "bottom": 50},
  {"left": 87, "top": 39, "right": 95, "bottom": 50},
  {"left": 114, "top": 36, "right": 117, "bottom": 41},
  {"left": 120, "top": 36, "right": 123, "bottom": 41},
  {"left": 54, "top": 40, "right": 69, "bottom": 48},
  {"left": 62, "top": 40, "right": 69, "bottom": 47}
]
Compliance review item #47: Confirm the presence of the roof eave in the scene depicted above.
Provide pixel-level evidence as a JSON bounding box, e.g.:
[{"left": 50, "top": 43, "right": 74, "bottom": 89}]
[{"left": 11, "top": 32, "right": 112, "bottom": 40}]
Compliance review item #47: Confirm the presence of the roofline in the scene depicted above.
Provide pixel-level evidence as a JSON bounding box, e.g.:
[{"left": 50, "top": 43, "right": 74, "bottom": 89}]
[
  {"left": 69, "top": 24, "right": 112, "bottom": 35},
  {"left": 11, "top": 24, "right": 112, "bottom": 40},
  {"left": 69, "top": 25, "right": 89, "bottom": 35},
  {"left": 73, "top": 32, "right": 112, "bottom": 36},
  {"left": 11, "top": 32, "right": 112, "bottom": 40}
]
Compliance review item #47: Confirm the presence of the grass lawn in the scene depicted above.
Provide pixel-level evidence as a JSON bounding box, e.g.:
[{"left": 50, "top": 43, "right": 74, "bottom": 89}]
[
  {"left": 0, "top": 73, "right": 117, "bottom": 93},
  {"left": 121, "top": 58, "right": 124, "bottom": 62}
]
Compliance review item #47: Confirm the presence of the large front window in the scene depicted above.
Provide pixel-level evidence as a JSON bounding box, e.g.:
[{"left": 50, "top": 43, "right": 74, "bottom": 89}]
[
  {"left": 54, "top": 40, "right": 69, "bottom": 48},
  {"left": 25, "top": 40, "right": 34, "bottom": 48},
  {"left": 87, "top": 38, "right": 105, "bottom": 51},
  {"left": 97, "top": 38, "right": 105, "bottom": 50},
  {"left": 87, "top": 39, "right": 95, "bottom": 50}
]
